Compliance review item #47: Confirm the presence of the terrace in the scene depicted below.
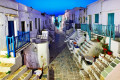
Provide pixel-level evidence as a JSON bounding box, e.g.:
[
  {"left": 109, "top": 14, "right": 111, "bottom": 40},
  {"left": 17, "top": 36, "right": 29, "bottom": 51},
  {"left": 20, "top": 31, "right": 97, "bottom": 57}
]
[
  {"left": 79, "top": 24, "right": 116, "bottom": 50},
  {"left": 6, "top": 31, "right": 30, "bottom": 57}
]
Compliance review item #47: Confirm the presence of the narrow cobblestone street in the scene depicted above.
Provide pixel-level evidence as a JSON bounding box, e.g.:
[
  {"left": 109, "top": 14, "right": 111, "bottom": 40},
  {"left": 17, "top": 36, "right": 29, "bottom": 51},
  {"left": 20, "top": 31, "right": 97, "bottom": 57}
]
[{"left": 49, "top": 33, "right": 81, "bottom": 80}]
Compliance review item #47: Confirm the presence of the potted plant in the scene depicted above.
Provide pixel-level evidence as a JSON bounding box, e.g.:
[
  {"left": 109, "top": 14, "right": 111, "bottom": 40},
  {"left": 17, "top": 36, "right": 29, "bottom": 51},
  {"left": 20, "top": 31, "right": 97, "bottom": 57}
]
[
  {"left": 102, "top": 44, "right": 108, "bottom": 51},
  {"left": 107, "top": 50, "right": 113, "bottom": 55},
  {"left": 97, "top": 36, "right": 103, "bottom": 42},
  {"left": 100, "top": 50, "right": 105, "bottom": 57}
]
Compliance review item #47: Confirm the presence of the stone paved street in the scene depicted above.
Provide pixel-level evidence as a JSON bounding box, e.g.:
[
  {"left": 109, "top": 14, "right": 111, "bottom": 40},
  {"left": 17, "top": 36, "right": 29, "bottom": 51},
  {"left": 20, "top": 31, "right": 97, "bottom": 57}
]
[{"left": 49, "top": 33, "right": 81, "bottom": 80}]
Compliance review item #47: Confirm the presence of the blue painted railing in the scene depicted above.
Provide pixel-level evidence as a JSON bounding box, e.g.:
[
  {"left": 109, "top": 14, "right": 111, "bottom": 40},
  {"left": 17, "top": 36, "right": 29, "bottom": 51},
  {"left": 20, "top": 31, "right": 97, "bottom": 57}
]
[
  {"left": 92, "top": 24, "right": 115, "bottom": 40},
  {"left": 81, "top": 24, "right": 91, "bottom": 40},
  {"left": 6, "top": 31, "right": 30, "bottom": 57}
]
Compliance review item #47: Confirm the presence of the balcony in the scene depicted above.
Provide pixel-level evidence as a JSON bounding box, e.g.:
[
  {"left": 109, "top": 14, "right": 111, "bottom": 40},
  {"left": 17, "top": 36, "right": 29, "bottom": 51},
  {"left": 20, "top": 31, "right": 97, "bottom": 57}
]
[
  {"left": 6, "top": 31, "right": 30, "bottom": 57},
  {"left": 92, "top": 24, "right": 115, "bottom": 39}
]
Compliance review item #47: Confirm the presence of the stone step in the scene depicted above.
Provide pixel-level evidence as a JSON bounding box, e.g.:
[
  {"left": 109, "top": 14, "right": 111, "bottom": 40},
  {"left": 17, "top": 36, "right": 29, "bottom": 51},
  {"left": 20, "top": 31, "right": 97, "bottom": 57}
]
[
  {"left": 79, "top": 47, "right": 86, "bottom": 55},
  {"left": 93, "top": 62, "right": 104, "bottom": 73},
  {"left": 104, "top": 65, "right": 113, "bottom": 74},
  {"left": 7, "top": 65, "right": 27, "bottom": 80},
  {"left": 88, "top": 71, "right": 97, "bottom": 80},
  {"left": 29, "top": 74, "right": 38, "bottom": 80},
  {"left": 105, "top": 54, "right": 115, "bottom": 61},
  {"left": 0, "top": 55, "right": 15, "bottom": 64},
  {"left": 100, "top": 70, "right": 108, "bottom": 80},
  {"left": 83, "top": 44, "right": 90, "bottom": 49},
  {"left": 0, "top": 72, "right": 9, "bottom": 80},
  {"left": 84, "top": 41, "right": 92, "bottom": 48},
  {"left": 0, "top": 63, "right": 14, "bottom": 72},
  {"left": 80, "top": 70, "right": 89, "bottom": 78},
  {"left": 18, "top": 70, "right": 32, "bottom": 80},
  {"left": 99, "top": 56, "right": 111, "bottom": 66},
  {"left": 96, "top": 59, "right": 107, "bottom": 68},
  {"left": 113, "top": 58, "right": 120, "bottom": 64},
  {"left": 86, "top": 41, "right": 93, "bottom": 45},
  {"left": 90, "top": 66, "right": 100, "bottom": 80},
  {"left": 81, "top": 45, "right": 89, "bottom": 54}
]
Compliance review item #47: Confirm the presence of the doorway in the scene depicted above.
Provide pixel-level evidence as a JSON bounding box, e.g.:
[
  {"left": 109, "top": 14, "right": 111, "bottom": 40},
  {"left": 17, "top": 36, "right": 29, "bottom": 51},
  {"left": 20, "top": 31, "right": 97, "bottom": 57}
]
[
  {"left": 21, "top": 21, "right": 25, "bottom": 32},
  {"left": 8, "top": 21, "right": 15, "bottom": 37},
  {"left": 108, "top": 13, "right": 114, "bottom": 25},
  {"left": 89, "top": 15, "right": 92, "bottom": 30}
]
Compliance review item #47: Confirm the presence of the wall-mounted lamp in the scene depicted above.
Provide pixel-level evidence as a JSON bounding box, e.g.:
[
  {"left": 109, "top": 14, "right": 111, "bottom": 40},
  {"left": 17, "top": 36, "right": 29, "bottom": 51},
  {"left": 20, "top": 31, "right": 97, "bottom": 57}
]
[{"left": 33, "top": 47, "right": 37, "bottom": 52}]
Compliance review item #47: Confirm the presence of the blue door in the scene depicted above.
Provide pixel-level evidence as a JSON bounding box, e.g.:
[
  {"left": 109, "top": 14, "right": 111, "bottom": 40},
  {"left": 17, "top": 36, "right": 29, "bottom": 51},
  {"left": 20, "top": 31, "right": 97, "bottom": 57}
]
[
  {"left": 8, "top": 21, "right": 15, "bottom": 37},
  {"left": 108, "top": 13, "right": 114, "bottom": 25}
]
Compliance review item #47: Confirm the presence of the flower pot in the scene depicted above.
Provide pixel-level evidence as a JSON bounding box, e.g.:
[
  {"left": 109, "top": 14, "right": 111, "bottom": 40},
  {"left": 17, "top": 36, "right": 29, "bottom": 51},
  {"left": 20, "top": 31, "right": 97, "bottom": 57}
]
[
  {"left": 97, "top": 39, "right": 100, "bottom": 42},
  {"left": 107, "top": 51, "right": 112, "bottom": 55},
  {"left": 100, "top": 54, "right": 105, "bottom": 57},
  {"left": 103, "top": 48, "right": 107, "bottom": 51},
  {"left": 74, "top": 42, "right": 77, "bottom": 44}
]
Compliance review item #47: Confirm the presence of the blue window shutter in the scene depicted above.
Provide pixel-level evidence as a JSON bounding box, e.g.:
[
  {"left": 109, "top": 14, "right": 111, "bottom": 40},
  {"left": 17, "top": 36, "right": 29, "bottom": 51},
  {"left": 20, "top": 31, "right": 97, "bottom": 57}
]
[
  {"left": 108, "top": 13, "right": 114, "bottom": 25},
  {"left": 95, "top": 14, "right": 99, "bottom": 23}
]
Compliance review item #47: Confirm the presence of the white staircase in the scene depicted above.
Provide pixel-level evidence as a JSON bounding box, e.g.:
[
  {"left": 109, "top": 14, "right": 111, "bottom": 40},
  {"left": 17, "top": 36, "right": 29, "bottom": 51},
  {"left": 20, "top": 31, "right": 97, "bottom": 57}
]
[
  {"left": 80, "top": 54, "right": 116, "bottom": 80},
  {"left": 100, "top": 56, "right": 120, "bottom": 80},
  {"left": 18, "top": 69, "right": 32, "bottom": 80},
  {"left": 0, "top": 53, "right": 38, "bottom": 80}
]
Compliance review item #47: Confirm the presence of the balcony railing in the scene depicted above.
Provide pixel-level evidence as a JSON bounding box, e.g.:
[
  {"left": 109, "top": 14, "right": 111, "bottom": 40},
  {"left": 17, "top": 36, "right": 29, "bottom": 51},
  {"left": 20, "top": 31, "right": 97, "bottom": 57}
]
[
  {"left": 65, "top": 20, "right": 74, "bottom": 23},
  {"left": 81, "top": 24, "right": 91, "bottom": 40},
  {"left": 92, "top": 24, "right": 115, "bottom": 40},
  {"left": 6, "top": 31, "right": 30, "bottom": 57}
]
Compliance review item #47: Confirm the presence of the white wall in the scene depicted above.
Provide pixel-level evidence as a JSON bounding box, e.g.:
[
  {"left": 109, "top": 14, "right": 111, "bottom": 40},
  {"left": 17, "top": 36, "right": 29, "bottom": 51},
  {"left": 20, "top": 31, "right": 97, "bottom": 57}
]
[
  {"left": 24, "top": 42, "right": 49, "bottom": 68},
  {"left": 0, "top": 0, "right": 18, "bottom": 50},
  {"left": 87, "top": 0, "right": 102, "bottom": 24}
]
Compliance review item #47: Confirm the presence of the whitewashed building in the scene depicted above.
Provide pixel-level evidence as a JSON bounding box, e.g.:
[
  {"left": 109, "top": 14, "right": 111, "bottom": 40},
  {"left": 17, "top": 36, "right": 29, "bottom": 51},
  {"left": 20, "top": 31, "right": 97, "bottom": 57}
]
[{"left": 0, "top": 0, "right": 19, "bottom": 50}]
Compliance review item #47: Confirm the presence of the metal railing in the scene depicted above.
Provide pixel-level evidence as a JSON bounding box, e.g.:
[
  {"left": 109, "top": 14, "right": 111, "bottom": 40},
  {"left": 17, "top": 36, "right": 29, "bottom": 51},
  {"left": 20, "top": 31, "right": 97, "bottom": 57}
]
[
  {"left": 81, "top": 24, "right": 91, "bottom": 40},
  {"left": 92, "top": 24, "right": 115, "bottom": 39},
  {"left": 6, "top": 31, "right": 30, "bottom": 57}
]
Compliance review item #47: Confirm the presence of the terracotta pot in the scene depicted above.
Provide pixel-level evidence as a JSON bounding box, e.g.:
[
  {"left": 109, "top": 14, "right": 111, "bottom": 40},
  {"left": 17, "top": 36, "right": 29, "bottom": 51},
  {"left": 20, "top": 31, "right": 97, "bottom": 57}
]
[
  {"left": 74, "top": 42, "right": 77, "bottom": 44},
  {"left": 97, "top": 39, "right": 100, "bottom": 42},
  {"left": 107, "top": 51, "right": 112, "bottom": 55}
]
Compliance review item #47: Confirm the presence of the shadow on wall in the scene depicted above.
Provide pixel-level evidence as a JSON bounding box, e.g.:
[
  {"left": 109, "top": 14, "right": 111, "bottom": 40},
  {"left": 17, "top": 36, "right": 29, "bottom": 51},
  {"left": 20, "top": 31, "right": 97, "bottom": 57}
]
[
  {"left": 115, "top": 25, "right": 120, "bottom": 37},
  {"left": 24, "top": 45, "right": 40, "bottom": 69},
  {"left": 49, "top": 67, "right": 54, "bottom": 80}
]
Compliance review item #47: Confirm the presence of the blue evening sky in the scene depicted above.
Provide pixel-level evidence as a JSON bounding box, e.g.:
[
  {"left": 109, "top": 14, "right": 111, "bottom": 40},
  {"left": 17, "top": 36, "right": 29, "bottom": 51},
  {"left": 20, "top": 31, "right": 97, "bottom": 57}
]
[{"left": 16, "top": 0, "right": 97, "bottom": 16}]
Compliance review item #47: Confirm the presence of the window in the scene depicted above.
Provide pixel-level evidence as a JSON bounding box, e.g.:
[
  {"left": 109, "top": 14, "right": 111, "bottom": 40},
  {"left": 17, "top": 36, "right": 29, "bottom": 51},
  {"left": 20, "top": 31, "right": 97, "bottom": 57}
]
[
  {"left": 45, "top": 20, "right": 47, "bottom": 24},
  {"left": 38, "top": 18, "right": 40, "bottom": 30},
  {"left": 80, "top": 17, "right": 82, "bottom": 24},
  {"left": 95, "top": 14, "right": 99, "bottom": 23},
  {"left": 49, "top": 19, "right": 51, "bottom": 23},
  {"left": 83, "top": 16, "right": 85, "bottom": 23},
  {"left": 30, "top": 21, "right": 32, "bottom": 31},
  {"left": 35, "top": 18, "right": 37, "bottom": 29}
]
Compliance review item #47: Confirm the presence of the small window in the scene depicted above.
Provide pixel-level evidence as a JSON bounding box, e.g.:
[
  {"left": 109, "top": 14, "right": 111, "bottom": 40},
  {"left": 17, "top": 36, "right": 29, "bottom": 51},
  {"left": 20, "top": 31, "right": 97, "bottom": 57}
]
[
  {"left": 30, "top": 21, "right": 32, "bottom": 31},
  {"left": 95, "top": 14, "right": 99, "bottom": 23},
  {"left": 83, "top": 16, "right": 85, "bottom": 23},
  {"left": 80, "top": 17, "right": 82, "bottom": 24},
  {"left": 35, "top": 18, "right": 37, "bottom": 29}
]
